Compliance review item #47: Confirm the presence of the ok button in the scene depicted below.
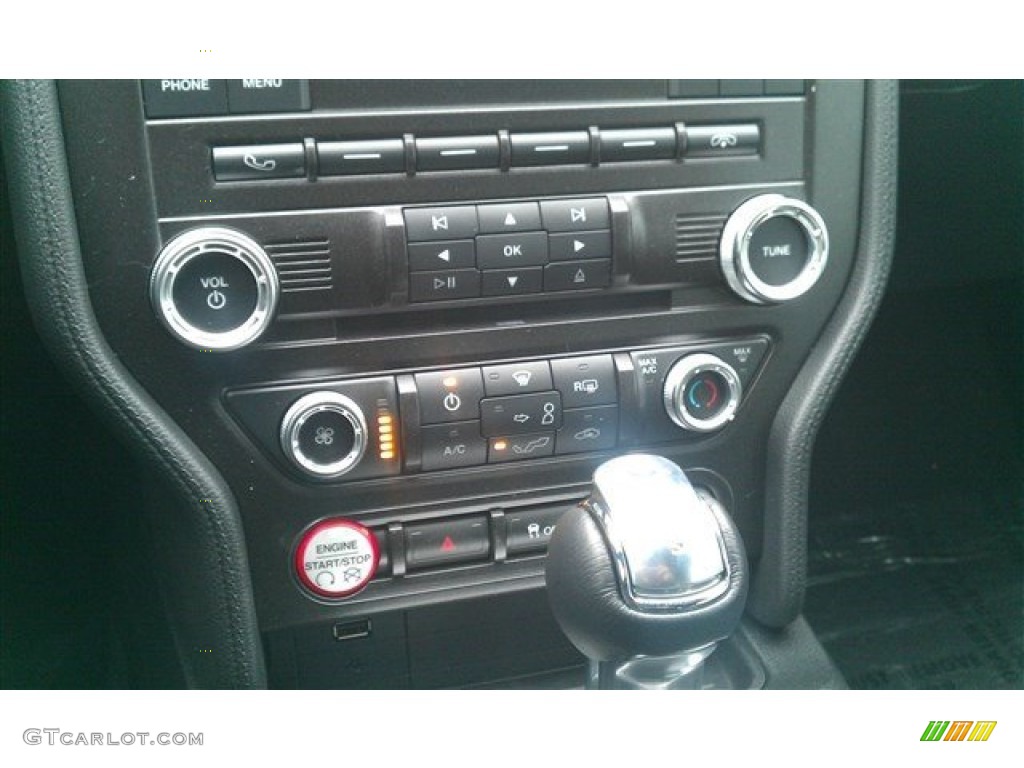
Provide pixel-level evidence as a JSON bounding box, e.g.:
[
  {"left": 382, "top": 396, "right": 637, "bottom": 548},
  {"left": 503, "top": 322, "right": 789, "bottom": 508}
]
[{"left": 476, "top": 231, "right": 548, "bottom": 269}]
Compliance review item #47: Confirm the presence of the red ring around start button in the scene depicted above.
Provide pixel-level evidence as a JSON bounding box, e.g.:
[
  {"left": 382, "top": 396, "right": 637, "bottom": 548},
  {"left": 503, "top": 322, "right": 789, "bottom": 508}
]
[{"left": 294, "top": 518, "right": 380, "bottom": 599}]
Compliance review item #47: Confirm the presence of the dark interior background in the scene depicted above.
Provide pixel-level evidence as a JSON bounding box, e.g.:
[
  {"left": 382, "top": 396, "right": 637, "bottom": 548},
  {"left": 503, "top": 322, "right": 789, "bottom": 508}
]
[
  {"left": 2, "top": 80, "right": 1021, "bottom": 689},
  {"left": 805, "top": 79, "right": 1023, "bottom": 689}
]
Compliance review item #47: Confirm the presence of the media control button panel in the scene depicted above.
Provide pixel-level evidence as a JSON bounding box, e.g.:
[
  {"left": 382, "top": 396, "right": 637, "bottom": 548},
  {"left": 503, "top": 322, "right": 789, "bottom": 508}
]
[{"left": 403, "top": 198, "right": 611, "bottom": 303}]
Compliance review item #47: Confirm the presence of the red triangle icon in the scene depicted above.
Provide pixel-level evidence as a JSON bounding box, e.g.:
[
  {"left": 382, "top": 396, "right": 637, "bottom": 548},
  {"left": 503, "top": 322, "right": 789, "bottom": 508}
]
[{"left": 440, "top": 535, "right": 456, "bottom": 552}]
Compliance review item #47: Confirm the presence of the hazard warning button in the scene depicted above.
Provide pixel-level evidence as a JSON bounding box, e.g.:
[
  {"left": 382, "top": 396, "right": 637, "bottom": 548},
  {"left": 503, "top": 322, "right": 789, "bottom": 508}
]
[
  {"left": 405, "top": 515, "right": 490, "bottom": 571},
  {"left": 295, "top": 518, "right": 380, "bottom": 599}
]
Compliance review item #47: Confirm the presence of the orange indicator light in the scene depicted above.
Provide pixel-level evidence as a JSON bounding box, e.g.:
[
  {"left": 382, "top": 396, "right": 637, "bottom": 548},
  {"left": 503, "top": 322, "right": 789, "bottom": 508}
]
[
  {"left": 442, "top": 376, "right": 458, "bottom": 388},
  {"left": 376, "top": 409, "right": 398, "bottom": 461},
  {"left": 493, "top": 440, "right": 508, "bottom": 451}
]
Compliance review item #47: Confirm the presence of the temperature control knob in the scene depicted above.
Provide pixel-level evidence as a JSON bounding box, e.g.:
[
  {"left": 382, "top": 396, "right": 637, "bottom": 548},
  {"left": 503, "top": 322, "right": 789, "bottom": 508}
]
[
  {"left": 663, "top": 354, "right": 742, "bottom": 433},
  {"left": 150, "top": 227, "right": 279, "bottom": 351},
  {"left": 280, "top": 392, "right": 369, "bottom": 479},
  {"left": 719, "top": 194, "right": 829, "bottom": 304}
]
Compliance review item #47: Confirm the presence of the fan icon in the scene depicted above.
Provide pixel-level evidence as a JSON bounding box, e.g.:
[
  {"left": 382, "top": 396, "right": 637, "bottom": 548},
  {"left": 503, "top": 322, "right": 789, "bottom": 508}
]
[{"left": 314, "top": 426, "right": 335, "bottom": 446}]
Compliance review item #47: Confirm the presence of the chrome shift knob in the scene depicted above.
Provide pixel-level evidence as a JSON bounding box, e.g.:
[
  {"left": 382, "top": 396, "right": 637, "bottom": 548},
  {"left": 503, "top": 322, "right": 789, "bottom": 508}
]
[
  {"left": 546, "top": 455, "right": 748, "bottom": 689},
  {"left": 586, "top": 455, "right": 731, "bottom": 611}
]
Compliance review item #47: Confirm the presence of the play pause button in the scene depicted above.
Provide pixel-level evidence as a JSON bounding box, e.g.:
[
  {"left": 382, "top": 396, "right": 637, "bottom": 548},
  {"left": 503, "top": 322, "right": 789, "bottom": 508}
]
[
  {"left": 481, "top": 267, "right": 543, "bottom": 297},
  {"left": 410, "top": 269, "right": 481, "bottom": 302},
  {"left": 548, "top": 230, "right": 612, "bottom": 261}
]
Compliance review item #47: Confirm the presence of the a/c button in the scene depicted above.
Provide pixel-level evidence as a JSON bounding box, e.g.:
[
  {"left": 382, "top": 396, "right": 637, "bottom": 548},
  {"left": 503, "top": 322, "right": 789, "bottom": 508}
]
[{"left": 421, "top": 421, "right": 487, "bottom": 471}]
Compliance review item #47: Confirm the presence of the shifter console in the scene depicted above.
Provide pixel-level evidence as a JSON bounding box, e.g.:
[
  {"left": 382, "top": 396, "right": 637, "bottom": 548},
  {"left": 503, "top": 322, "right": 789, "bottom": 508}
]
[{"left": 546, "top": 455, "right": 748, "bottom": 689}]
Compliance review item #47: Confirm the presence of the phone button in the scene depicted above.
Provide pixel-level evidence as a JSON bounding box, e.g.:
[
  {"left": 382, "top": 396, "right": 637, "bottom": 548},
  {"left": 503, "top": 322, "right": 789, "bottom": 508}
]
[{"left": 212, "top": 143, "right": 306, "bottom": 181}]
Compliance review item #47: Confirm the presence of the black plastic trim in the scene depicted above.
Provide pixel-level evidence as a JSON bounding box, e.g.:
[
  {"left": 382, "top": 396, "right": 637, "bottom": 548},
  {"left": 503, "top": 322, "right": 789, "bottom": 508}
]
[
  {"left": 0, "top": 79, "right": 267, "bottom": 689},
  {"left": 750, "top": 81, "right": 898, "bottom": 626}
]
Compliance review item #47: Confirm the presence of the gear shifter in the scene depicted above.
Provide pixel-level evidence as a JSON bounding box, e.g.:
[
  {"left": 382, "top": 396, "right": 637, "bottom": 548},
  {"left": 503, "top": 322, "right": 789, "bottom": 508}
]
[{"left": 546, "top": 455, "right": 748, "bottom": 689}]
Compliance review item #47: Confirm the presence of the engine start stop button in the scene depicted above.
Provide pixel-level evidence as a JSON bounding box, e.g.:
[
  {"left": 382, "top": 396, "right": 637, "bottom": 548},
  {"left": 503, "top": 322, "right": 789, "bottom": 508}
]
[{"left": 294, "top": 518, "right": 379, "bottom": 599}]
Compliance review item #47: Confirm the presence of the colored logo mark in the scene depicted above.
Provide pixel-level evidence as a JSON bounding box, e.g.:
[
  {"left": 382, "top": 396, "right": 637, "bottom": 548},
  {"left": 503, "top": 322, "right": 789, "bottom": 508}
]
[{"left": 920, "top": 721, "right": 997, "bottom": 742}]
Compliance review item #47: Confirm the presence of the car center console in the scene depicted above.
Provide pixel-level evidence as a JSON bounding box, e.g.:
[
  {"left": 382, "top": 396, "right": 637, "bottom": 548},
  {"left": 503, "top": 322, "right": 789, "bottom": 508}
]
[{"left": 4, "top": 79, "right": 897, "bottom": 688}]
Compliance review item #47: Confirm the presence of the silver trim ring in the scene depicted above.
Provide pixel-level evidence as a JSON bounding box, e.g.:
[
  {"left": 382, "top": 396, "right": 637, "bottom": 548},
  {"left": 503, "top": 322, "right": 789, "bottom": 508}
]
[
  {"left": 720, "top": 194, "right": 829, "bottom": 304},
  {"left": 280, "top": 392, "right": 368, "bottom": 478},
  {"left": 663, "top": 353, "right": 742, "bottom": 433},
  {"left": 149, "top": 227, "right": 279, "bottom": 351}
]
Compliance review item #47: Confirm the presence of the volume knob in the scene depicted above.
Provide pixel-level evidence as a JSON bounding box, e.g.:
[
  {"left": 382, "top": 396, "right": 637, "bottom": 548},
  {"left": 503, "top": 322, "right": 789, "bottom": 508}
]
[
  {"left": 150, "top": 227, "right": 279, "bottom": 351},
  {"left": 719, "top": 194, "right": 829, "bottom": 304}
]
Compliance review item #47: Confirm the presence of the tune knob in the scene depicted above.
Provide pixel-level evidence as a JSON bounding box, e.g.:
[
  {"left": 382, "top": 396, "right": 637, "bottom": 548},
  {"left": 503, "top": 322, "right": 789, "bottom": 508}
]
[
  {"left": 150, "top": 227, "right": 279, "bottom": 351},
  {"left": 280, "top": 392, "right": 369, "bottom": 479},
  {"left": 662, "top": 354, "right": 742, "bottom": 433},
  {"left": 719, "top": 194, "right": 829, "bottom": 304}
]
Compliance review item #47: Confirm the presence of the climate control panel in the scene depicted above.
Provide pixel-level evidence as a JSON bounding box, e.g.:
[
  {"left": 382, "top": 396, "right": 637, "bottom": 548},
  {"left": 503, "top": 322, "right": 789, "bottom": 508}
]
[{"left": 225, "top": 338, "right": 769, "bottom": 482}]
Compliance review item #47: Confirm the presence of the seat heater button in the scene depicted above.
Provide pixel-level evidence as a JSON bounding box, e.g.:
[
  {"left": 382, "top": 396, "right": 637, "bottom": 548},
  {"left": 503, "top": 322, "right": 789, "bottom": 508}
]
[{"left": 295, "top": 518, "right": 380, "bottom": 599}]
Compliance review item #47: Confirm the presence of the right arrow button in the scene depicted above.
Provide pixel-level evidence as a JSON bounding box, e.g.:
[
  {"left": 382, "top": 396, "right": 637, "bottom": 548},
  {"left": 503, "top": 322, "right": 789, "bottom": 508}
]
[{"left": 548, "top": 230, "right": 612, "bottom": 261}]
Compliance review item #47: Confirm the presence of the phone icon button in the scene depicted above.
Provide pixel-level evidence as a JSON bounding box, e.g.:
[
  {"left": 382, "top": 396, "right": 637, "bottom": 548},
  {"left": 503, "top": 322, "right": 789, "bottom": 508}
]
[
  {"left": 243, "top": 153, "right": 277, "bottom": 172},
  {"left": 213, "top": 143, "right": 305, "bottom": 181}
]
